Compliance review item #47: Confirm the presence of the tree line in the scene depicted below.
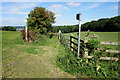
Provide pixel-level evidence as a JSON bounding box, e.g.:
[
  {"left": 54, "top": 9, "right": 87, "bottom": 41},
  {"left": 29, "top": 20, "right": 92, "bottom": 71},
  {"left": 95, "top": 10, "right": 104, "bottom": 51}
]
[
  {"left": 0, "top": 26, "right": 16, "bottom": 31},
  {"left": 50, "top": 16, "right": 120, "bottom": 33}
]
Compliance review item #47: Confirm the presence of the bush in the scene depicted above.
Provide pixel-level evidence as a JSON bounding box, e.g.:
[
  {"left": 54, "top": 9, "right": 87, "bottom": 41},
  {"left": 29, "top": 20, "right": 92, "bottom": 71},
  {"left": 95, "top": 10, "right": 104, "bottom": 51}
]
[{"left": 86, "top": 39, "right": 100, "bottom": 49}]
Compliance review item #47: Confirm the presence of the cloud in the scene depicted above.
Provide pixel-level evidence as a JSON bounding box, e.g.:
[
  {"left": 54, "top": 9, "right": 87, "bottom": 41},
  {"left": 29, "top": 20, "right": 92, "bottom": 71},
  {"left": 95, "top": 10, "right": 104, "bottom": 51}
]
[
  {"left": 80, "top": 3, "right": 100, "bottom": 11},
  {"left": 3, "top": 3, "right": 38, "bottom": 14},
  {"left": 67, "top": 2, "right": 81, "bottom": 7},
  {"left": 48, "top": 4, "right": 68, "bottom": 11},
  {"left": 48, "top": 4, "right": 68, "bottom": 18}
]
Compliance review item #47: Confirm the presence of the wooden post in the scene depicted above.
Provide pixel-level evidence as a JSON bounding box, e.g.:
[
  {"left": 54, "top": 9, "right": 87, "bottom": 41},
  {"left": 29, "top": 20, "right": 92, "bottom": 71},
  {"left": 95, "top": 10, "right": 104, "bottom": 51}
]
[
  {"left": 70, "top": 34, "right": 74, "bottom": 52},
  {"left": 70, "top": 36, "right": 72, "bottom": 51},
  {"left": 84, "top": 30, "right": 89, "bottom": 58},
  {"left": 84, "top": 30, "right": 90, "bottom": 43},
  {"left": 58, "top": 30, "right": 61, "bottom": 40},
  {"left": 84, "top": 48, "right": 88, "bottom": 58}
]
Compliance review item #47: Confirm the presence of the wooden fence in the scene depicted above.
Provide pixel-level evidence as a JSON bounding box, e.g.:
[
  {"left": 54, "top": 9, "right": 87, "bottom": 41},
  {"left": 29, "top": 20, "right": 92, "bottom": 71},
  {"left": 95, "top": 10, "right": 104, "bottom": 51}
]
[
  {"left": 101, "top": 41, "right": 120, "bottom": 53},
  {"left": 70, "top": 36, "right": 78, "bottom": 52},
  {"left": 58, "top": 30, "right": 70, "bottom": 50},
  {"left": 58, "top": 31, "right": 119, "bottom": 61}
]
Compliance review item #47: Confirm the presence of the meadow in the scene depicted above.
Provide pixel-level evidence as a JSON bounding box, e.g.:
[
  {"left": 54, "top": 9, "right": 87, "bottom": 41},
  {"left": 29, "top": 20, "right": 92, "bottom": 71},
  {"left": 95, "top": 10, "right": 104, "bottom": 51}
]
[
  {"left": 65, "top": 32, "right": 119, "bottom": 50},
  {"left": 2, "top": 31, "right": 74, "bottom": 78},
  {"left": 66, "top": 32, "right": 119, "bottom": 42},
  {"left": 1, "top": 31, "right": 119, "bottom": 78}
]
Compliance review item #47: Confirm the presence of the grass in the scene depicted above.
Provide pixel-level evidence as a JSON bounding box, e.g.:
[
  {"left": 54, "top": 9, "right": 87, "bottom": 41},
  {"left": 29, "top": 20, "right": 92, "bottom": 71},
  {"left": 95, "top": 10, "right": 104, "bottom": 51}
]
[
  {"left": 2, "top": 31, "right": 74, "bottom": 78},
  {"left": 66, "top": 32, "right": 119, "bottom": 42},
  {"left": 100, "top": 44, "right": 120, "bottom": 50},
  {"left": 65, "top": 32, "right": 119, "bottom": 50},
  {"left": 1, "top": 31, "right": 120, "bottom": 78}
]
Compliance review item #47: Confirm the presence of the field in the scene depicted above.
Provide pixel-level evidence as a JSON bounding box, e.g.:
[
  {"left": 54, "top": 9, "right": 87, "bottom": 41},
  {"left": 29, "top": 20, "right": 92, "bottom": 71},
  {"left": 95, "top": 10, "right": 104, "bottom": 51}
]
[
  {"left": 1, "top": 31, "right": 119, "bottom": 78},
  {"left": 66, "top": 32, "right": 119, "bottom": 42},
  {"left": 2, "top": 31, "right": 74, "bottom": 78},
  {"left": 65, "top": 32, "right": 119, "bottom": 50}
]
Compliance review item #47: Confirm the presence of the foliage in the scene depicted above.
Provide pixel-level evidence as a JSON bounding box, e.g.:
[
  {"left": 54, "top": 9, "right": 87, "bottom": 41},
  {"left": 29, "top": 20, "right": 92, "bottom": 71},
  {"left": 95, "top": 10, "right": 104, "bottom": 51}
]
[
  {"left": 86, "top": 39, "right": 100, "bottom": 49},
  {"left": 51, "top": 16, "right": 120, "bottom": 33},
  {"left": 27, "top": 7, "right": 55, "bottom": 34},
  {"left": 46, "top": 33, "right": 57, "bottom": 39},
  {"left": 81, "top": 16, "right": 120, "bottom": 32},
  {"left": 56, "top": 50, "right": 119, "bottom": 78},
  {"left": 2, "top": 26, "right": 16, "bottom": 31},
  {"left": 56, "top": 33, "right": 119, "bottom": 78},
  {"left": 50, "top": 25, "right": 78, "bottom": 33}
]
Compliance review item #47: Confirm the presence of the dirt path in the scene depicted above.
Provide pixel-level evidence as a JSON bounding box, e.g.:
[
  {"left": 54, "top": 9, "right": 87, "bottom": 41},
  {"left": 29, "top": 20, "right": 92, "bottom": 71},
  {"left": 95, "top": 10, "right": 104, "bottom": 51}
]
[{"left": 3, "top": 43, "right": 74, "bottom": 78}]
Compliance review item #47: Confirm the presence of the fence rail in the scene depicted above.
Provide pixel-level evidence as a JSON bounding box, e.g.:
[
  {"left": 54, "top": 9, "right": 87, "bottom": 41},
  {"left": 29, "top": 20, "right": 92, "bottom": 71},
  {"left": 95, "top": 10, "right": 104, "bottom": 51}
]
[
  {"left": 106, "top": 50, "right": 120, "bottom": 53},
  {"left": 101, "top": 41, "right": 120, "bottom": 45},
  {"left": 86, "top": 56, "right": 119, "bottom": 61}
]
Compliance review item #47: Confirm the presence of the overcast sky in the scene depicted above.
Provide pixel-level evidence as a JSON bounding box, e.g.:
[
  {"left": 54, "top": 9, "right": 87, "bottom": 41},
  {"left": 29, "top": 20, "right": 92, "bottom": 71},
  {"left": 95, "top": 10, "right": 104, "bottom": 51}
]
[{"left": 1, "top": 1, "right": 119, "bottom": 26}]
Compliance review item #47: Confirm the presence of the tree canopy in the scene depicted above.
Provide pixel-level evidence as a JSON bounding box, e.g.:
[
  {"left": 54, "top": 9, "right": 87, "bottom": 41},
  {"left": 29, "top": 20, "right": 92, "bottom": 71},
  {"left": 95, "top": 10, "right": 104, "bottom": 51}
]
[
  {"left": 50, "top": 16, "right": 120, "bottom": 33},
  {"left": 27, "top": 7, "right": 56, "bottom": 34}
]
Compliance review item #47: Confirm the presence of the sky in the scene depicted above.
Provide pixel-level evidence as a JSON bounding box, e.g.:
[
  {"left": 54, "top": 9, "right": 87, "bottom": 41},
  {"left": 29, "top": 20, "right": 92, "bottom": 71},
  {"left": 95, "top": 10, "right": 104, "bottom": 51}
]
[{"left": 0, "top": 2, "right": 119, "bottom": 26}]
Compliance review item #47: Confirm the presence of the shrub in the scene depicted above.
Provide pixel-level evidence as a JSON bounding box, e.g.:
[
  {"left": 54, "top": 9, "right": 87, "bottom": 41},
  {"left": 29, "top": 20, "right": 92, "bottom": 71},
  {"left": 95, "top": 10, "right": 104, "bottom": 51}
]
[{"left": 86, "top": 39, "right": 100, "bottom": 50}]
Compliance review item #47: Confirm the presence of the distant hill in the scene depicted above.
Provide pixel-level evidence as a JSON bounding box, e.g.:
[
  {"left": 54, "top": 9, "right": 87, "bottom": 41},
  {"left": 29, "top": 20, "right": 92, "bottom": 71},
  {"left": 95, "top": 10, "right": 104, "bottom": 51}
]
[
  {"left": 50, "top": 16, "right": 120, "bottom": 32},
  {"left": 81, "top": 16, "right": 120, "bottom": 32}
]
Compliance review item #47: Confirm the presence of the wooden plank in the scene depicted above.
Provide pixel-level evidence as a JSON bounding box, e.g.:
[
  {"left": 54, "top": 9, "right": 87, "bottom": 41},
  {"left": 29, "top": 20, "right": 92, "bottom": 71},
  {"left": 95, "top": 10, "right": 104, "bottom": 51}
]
[
  {"left": 106, "top": 50, "right": 120, "bottom": 53},
  {"left": 85, "top": 56, "right": 119, "bottom": 61},
  {"left": 70, "top": 46, "right": 78, "bottom": 52},
  {"left": 100, "top": 57, "right": 119, "bottom": 61},
  {"left": 70, "top": 36, "right": 78, "bottom": 40},
  {"left": 70, "top": 36, "right": 84, "bottom": 42},
  {"left": 100, "top": 41, "right": 120, "bottom": 45},
  {"left": 70, "top": 41, "right": 78, "bottom": 46}
]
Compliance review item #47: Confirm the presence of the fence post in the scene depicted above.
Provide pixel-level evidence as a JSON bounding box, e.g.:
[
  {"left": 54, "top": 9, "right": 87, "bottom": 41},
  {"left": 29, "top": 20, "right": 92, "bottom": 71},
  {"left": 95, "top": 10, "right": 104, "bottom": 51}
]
[
  {"left": 84, "top": 30, "right": 89, "bottom": 58},
  {"left": 84, "top": 48, "right": 88, "bottom": 58},
  {"left": 58, "top": 30, "right": 61, "bottom": 40},
  {"left": 84, "top": 30, "right": 90, "bottom": 43},
  {"left": 70, "top": 34, "right": 74, "bottom": 52}
]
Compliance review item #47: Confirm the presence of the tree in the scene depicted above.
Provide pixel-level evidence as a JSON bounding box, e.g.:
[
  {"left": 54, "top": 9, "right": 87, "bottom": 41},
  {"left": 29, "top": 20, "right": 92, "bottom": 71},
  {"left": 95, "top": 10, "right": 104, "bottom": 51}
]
[
  {"left": 27, "top": 7, "right": 55, "bottom": 34},
  {"left": 2, "top": 26, "right": 16, "bottom": 31}
]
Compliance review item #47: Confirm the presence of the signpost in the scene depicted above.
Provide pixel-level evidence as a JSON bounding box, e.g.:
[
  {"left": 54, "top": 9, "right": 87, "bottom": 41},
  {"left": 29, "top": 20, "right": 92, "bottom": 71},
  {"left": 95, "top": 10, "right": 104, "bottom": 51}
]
[{"left": 76, "top": 13, "right": 81, "bottom": 57}]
